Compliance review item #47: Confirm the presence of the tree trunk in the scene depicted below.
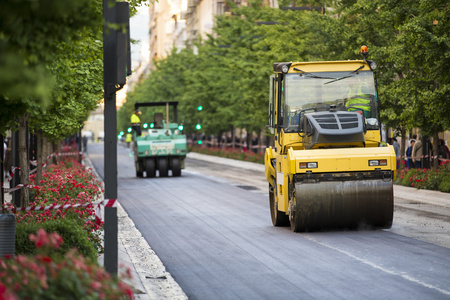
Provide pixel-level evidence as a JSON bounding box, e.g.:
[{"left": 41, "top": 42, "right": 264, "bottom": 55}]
[
  {"left": 258, "top": 129, "right": 263, "bottom": 155},
  {"left": 433, "top": 129, "right": 439, "bottom": 170},
  {"left": 231, "top": 126, "right": 235, "bottom": 150},
  {"left": 246, "top": 129, "right": 251, "bottom": 153},
  {"left": 18, "top": 114, "right": 29, "bottom": 207},
  {"left": 43, "top": 135, "right": 49, "bottom": 171},
  {"left": 53, "top": 141, "right": 58, "bottom": 165},
  {"left": 36, "top": 130, "right": 43, "bottom": 185},
  {"left": 400, "top": 128, "right": 406, "bottom": 168},
  {"left": 217, "top": 133, "right": 221, "bottom": 148}
]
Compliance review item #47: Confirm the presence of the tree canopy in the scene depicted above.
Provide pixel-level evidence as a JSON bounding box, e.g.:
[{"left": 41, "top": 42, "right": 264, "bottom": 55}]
[{"left": 122, "top": 0, "right": 449, "bottom": 144}]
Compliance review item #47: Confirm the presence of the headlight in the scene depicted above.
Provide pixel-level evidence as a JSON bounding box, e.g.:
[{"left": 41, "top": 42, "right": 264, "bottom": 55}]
[
  {"left": 367, "top": 118, "right": 378, "bottom": 126},
  {"left": 369, "top": 160, "right": 379, "bottom": 166},
  {"left": 281, "top": 65, "right": 289, "bottom": 73},
  {"left": 369, "top": 159, "right": 387, "bottom": 166},
  {"left": 300, "top": 162, "right": 318, "bottom": 169}
]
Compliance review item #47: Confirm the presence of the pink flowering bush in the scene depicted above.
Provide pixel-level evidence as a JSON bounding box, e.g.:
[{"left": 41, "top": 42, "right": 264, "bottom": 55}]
[
  {"left": 0, "top": 229, "right": 133, "bottom": 300},
  {"left": 2, "top": 158, "right": 104, "bottom": 253},
  {"left": 398, "top": 161, "right": 450, "bottom": 192}
]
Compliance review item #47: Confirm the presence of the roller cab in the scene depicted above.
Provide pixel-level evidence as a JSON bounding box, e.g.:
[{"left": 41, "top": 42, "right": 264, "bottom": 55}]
[{"left": 265, "top": 47, "right": 395, "bottom": 232}]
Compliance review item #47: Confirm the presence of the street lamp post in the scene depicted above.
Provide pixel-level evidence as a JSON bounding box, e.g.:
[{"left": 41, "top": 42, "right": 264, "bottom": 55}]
[{"left": 102, "top": 0, "right": 130, "bottom": 276}]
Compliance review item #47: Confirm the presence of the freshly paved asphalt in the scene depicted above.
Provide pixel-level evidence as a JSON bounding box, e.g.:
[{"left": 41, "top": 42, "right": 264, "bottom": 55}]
[{"left": 87, "top": 142, "right": 450, "bottom": 300}]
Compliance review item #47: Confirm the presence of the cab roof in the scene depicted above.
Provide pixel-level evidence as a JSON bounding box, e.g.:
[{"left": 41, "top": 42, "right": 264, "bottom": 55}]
[{"left": 273, "top": 60, "right": 371, "bottom": 73}]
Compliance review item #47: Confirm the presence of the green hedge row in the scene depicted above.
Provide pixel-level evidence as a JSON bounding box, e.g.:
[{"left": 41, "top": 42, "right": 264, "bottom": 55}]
[{"left": 15, "top": 218, "right": 97, "bottom": 261}]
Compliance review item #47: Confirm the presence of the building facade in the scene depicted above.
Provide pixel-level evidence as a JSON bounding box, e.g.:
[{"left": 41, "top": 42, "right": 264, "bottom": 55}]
[{"left": 148, "top": 0, "right": 278, "bottom": 66}]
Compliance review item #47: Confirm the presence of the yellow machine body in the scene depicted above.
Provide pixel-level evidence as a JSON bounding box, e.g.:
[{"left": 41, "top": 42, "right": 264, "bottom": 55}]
[{"left": 265, "top": 59, "right": 396, "bottom": 231}]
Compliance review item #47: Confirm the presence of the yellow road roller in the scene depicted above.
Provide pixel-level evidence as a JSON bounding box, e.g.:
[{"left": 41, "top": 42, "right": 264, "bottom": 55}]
[{"left": 265, "top": 46, "right": 396, "bottom": 232}]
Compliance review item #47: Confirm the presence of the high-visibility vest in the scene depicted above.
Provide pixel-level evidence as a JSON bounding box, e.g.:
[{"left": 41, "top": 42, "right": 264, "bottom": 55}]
[
  {"left": 131, "top": 113, "right": 140, "bottom": 124},
  {"left": 346, "top": 83, "right": 371, "bottom": 117}
]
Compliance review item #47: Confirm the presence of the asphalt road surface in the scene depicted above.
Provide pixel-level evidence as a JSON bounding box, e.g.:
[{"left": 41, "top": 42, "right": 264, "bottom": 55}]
[{"left": 87, "top": 142, "right": 450, "bottom": 300}]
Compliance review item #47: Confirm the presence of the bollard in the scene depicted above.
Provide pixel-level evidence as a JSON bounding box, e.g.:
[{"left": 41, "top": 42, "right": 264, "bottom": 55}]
[{"left": 0, "top": 214, "right": 16, "bottom": 257}]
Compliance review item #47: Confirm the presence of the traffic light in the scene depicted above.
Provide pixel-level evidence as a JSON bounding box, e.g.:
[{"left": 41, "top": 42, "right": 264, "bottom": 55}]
[
  {"left": 120, "top": 131, "right": 124, "bottom": 135},
  {"left": 150, "top": 123, "right": 155, "bottom": 128},
  {"left": 143, "top": 123, "right": 148, "bottom": 129},
  {"left": 198, "top": 140, "right": 202, "bottom": 145},
  {"left": 127, "top": 127, "right": 132, "bottom": 133},
  {"left": 197, "top": 105, "right": 203, "bottom": 111},
  {"left": 178, "top": 125, "right": 184, "bottom": 131},
  {"left": 196, "top": 123, "right": 201, "bottom": 130}
]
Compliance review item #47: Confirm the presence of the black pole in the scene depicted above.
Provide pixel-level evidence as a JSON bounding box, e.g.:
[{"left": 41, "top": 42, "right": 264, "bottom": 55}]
[{"left": 103, "top": 0, "right": 118, "bottom": 276}]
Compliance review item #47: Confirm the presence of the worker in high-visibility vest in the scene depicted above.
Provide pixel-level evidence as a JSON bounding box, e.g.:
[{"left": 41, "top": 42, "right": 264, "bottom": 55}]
[
  {"left": 131, "top": 109, "right": 142, "bottom": 136},
  {"left": 345, "top": 82, "right": 372, "bottom": 118},
  {"left": 125, "top": 132, "right": 132, "bottom": 148}
]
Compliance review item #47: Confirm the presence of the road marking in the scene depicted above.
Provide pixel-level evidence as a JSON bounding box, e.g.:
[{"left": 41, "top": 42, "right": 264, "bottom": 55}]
[{"left": 303, "top": 234, "right": 450, "bottom": 296}]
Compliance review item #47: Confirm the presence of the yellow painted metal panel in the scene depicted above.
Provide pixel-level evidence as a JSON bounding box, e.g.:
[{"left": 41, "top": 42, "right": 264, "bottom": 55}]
[
  {"left": 288, "top": 61, "right": 371, "bottom": 73},
  {"left": 292, "top": 145, "right": 396, "bottom": 173}
]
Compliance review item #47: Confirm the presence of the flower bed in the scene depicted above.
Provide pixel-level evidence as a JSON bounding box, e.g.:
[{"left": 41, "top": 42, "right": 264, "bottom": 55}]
[
  {"left": 0, "top": 229, "right": 133, "bottom": 299},
  {"left": 395, "top": 161, "right": 450, "bottom": 192},
  {"left": 1, "top": 157, "right": 133, "bottom": 299},
  {"left": 3, "top": 158, "right": 104, "bottom": 254}
]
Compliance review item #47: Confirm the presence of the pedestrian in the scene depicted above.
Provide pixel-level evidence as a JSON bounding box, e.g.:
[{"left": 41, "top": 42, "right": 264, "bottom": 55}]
[
  {"left": 445, "top": 140, "right": 450, "bottom": 160},
  {"left": 406, "top": 139, "right": 415, "bottom": 168},
  {"left": 412, "top": 137, "right": 423, "bottom": 168},
  {"left": 131, "top": 109, "right": 142, "bottom": 136},
  {"left": 437, "top": 139, "right": 449, "bottom": 164},
  {"left": 393, "top": 137, "right": 400, "bottom": 157}
]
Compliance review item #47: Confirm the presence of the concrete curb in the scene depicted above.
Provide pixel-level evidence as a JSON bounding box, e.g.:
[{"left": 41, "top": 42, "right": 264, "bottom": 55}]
[{"left": 394, "top": 185, "right": 450, "bottom": 208}]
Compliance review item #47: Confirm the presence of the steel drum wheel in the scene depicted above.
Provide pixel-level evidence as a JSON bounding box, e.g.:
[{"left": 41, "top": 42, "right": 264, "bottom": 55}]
[{"left": 290, "top": 179, "right": 394, "bottom": 232}]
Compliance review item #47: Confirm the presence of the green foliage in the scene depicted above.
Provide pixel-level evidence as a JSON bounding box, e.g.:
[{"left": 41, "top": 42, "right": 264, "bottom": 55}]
[
  {"left": 0, "top": 0, "right": 102, "bottom": 133},
  {"left": 15, "top": 219, "right": 98, "bottom": 261},
  {"left": 119, "top": 0, "right": 450, "bottom": 149},
  {"left": 1, "top": 0, "right": 148, "bottom": 137},
  {"left": 438, "top": 177, "right": 450, "bottom": 193}
]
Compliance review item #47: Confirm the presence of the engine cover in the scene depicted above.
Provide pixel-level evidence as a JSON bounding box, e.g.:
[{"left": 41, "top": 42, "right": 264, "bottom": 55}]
[{"left": 302, "top": 111, "right": 365, "bottom": 149}]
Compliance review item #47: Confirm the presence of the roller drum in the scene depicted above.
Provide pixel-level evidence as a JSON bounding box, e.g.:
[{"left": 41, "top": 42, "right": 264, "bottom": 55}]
[{"left": 291, "top": 179, "right": 393, "bottom": 231}]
